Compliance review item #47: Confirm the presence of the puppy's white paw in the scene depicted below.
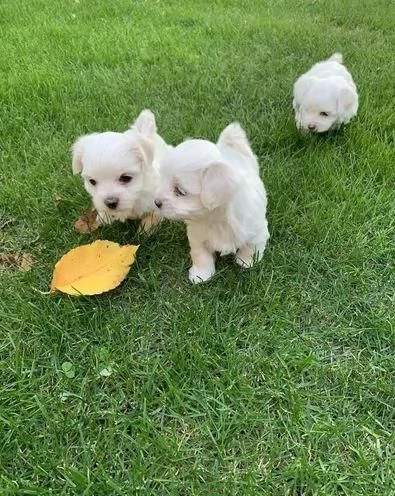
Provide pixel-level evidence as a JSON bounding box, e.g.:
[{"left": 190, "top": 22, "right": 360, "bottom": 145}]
[
  {"left": 96, "top": 211, "right": 110, "bottom": 225},
  {"left": 189, "top": 265, "right": 215, "bottom": 284},
  {"left": 236, "top": 245, "right": 255, "bottom": 268}
]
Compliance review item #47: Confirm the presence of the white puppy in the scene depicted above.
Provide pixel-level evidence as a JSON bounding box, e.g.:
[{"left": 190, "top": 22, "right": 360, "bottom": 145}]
[
  {"left": 155, "top": 123, "right": 270, "bottom": 283},
  {"left": 293, "top": 53, "right": 358, "bottom": 133},
  {"left": 71, "top": 109, "right": 171, "bottom": 231}
]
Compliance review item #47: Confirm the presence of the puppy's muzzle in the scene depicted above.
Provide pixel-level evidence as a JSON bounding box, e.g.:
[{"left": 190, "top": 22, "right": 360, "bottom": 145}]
[
  {"left": 154, "top": 199, "right": 162, "bottom": 209},
  {"left": 104, "top": 197, "right": 119, "bottom": 210},
  {"left": 308, "top": 124, "right": 317, "bottom": 132}
]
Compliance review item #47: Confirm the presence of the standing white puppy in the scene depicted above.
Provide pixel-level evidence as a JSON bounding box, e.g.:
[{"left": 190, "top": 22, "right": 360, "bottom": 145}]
[
  {"left": 155, "top": 123, "right": 270, "bottom": 283},
  {"left": 293, "top": 53, "right": 358, "bottom": 133},
  {"left": 72, "top": 110, "right": 171, "bottom": 232}
]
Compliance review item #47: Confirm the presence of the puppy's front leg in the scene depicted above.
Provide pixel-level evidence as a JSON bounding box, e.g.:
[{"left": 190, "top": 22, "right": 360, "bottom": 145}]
[
  {"left": 139, "top": 212, "right": 161, "bottom": 233},
  {"left": 236, "top": 237, "right": 269, "bottom": 268},
  {"left": 235, "top": 244, "right": 255, "bottom": 267},
  {"left": 96, "top": 210, "right": 111, "bottom": 225},
  {"left": 187, "top": 227, "right": 215, "bottom": 283},
  {"left": 189, "top": 245, "right": 216, "bottom": 283}
]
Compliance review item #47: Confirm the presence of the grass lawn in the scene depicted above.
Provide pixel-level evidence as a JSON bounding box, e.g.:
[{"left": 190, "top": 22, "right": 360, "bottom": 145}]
[{"left": 0, "top": 0, "right": 394, "bottom": 494}]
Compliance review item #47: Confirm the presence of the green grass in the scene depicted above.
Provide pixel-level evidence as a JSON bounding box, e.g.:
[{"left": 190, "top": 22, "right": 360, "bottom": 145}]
[{"left": 0, "top": 0, "right": 394, "bottom": 494}]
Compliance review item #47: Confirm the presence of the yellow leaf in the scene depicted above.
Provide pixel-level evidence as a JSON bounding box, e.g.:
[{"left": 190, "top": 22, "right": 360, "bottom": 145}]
[{"left": 50, "top": 241, "right": 139, "bottom": 296}]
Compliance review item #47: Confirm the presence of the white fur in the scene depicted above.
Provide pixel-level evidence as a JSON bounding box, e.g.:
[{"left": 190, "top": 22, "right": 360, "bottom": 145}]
[
  {"left": 293, "top": 53, "right": 359, "bottom": 133},
  {"left": 155, "top": 123, "right": 270, "bottom": 283},
  {"left": 71, "top": 109, "right": 172, "bottom": 231}
]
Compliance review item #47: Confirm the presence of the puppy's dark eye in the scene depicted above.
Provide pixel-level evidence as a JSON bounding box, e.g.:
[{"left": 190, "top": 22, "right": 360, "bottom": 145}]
[
  {"left": 89, "top": 179, "right": 97, "bottom": 186},
  {"left": 320, "top": 112, "right": 329, "bottom": 117},
  {"left": 174, "top": 186, "right": 186, "bottom": 197},
  {"left": 119, "top": 175, "right": 132, "bottom": 184}
]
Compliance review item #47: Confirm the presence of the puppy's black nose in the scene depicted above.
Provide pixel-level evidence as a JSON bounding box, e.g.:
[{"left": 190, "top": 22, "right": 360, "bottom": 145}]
[
  {"left": 308, "top": 124, "right": 316, "bottom": 131},
  {"left": 154, "top": 199, "right": 162, "bottom": 209},
  {"left": 104, "top": 197, "right": 119, "bottom": 210}
]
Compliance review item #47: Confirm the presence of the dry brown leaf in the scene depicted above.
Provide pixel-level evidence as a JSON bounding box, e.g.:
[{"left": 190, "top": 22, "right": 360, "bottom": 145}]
[
  {"left": 19, "top": 253, "right": 34, "bottom": 271},
  {"left": 0, "top": 253, "right": 17, "bottom": 266},
  {"left": 74, "top": 210, "right": 101, "bottom": 233},
  {"left": 0, "top": 252, "right": 34, "bottom": 272},
  {"left": 54, "top": 194, "right": 63, "bottom": 207},
  {"left": 50, "top": 240, "right": 139, "bottom": 296}
]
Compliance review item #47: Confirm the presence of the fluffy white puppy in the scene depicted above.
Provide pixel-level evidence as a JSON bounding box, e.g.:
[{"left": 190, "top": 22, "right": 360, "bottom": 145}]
[
  {"left": 154, "top": 123, "right": 270, "bottom": 283},
  {"left": 293, "top": 53, "right": 358, "bottom": 133},
  {"left": 71, "top": 109, "right": 171, "bottom": 231}
]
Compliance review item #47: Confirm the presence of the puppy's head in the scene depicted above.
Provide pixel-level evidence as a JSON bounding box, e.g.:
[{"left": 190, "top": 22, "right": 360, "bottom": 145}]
[
  {"left": 154, "top": 139, "right": 241, "bottom": 220},
  {"left": 293, "top": 76, "right": 357, "bottom": 133},
  {"left": 72, "top": 111, "right": 156, "bottom": 216}
]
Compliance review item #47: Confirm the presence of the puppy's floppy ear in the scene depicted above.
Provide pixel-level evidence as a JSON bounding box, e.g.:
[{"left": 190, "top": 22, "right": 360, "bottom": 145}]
[
  {"left": 337, "top": 85, "right": 358, "bottom": 114},
  {"left": 71, "top": 135, "right": 91, "bottom": 174},
  {"left": 132, "top": 109, "right": 156, "bottom": 137},
  {"left": 201, "top": 161, "right": 241, "bottom": 210},
  {"left": 293, "top": 75, "right": 312, "bottom": 102},
  {"left": 131, "top": 135, "right": 155, "bottom": 169}
]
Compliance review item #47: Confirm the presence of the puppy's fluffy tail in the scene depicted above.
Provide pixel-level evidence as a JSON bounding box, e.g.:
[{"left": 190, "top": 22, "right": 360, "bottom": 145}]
[
  {"left": 217, "top": 123, "right": 259, "bottom": 174},
  {"left": 328, "top": 52, "right": 343, "bottom": 63},
  {"left": 132, "top": 109, "right": 157, "bottom": 136}
]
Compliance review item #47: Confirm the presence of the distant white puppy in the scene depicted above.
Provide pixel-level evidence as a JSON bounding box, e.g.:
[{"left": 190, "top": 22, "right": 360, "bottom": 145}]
[
  {"left": 293, "top": 53, "right": 358, "bottom": 133},
  {"left": 154, "top": 123, "right": 270, "bottom": 283},
  {"left": 72, "top": 110, "right": 171, "bottom": 231}
]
